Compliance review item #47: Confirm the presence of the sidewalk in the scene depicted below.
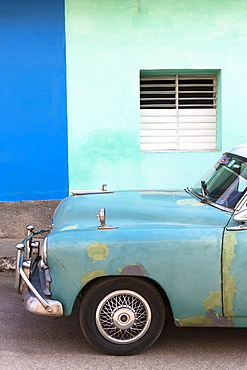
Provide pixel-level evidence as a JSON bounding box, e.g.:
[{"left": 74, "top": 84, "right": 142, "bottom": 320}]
[
  {"left": 0, "top": 239, "right": 20, "bottom": 271},
  {"left": 0, "top": 237, "right": 47, "bottom": 271}
]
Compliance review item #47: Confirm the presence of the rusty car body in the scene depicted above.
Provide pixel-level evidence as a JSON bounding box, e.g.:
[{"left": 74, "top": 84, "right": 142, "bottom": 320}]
[{"left": 15, "top": 143, "right": 247, "bottom": 355}]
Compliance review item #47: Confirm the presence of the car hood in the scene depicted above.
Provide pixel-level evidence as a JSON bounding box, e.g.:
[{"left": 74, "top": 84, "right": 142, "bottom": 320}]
[{"left": 51, "top": 190, "right": 231, "bottom": 233}]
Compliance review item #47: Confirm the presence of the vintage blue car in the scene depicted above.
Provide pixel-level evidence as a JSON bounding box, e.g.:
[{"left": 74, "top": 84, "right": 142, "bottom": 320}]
[{"left": 15, "top": 143, "right": 247, "bottom": 355}]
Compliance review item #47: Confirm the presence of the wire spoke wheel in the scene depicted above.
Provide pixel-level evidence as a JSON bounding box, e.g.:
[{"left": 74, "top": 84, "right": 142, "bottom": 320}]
[
  {"left": 96, "top": 290, "right": 151, "bottom": 343},
  {"left": 79, "top": 277, "right": 165, "bottom": 355}
]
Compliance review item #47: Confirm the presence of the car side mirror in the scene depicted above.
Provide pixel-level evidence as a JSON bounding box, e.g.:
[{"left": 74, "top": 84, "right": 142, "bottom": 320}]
[{"left": 234, "top": 209, "right": 247, "bottom": 222}]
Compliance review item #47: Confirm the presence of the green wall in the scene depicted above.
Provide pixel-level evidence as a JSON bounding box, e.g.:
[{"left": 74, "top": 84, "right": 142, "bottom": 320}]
[{"left": 65, "top": 0, "right": 247, "bottom": 192}]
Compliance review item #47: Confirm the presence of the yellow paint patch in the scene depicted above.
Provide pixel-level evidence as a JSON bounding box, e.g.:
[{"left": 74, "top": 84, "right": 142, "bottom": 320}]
[
  {"left": 60, "top": 224, "right": 78, "bottom": 231},
  {"left": 203, "top": 290, "right": 221, "bottom": 310},
  {"left": 80, "top": 269, "right": 107, "bottom": 286},
  {"left": 176, "top": 315, "right": 213, "bottom": 326},
  {"left": 177, "top": 199, "right": 203, "bottom": 207},
  {"left": 85, "top": 242, "right": 109, "bottom": 263},
  {"left": 222, "top": 231, "right": 237, "bottom": 317}
]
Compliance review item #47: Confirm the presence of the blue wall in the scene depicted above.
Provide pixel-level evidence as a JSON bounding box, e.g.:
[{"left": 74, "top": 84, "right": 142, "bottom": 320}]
[{"left": 0, "top": 0, "right": 68, "bottom": 200}]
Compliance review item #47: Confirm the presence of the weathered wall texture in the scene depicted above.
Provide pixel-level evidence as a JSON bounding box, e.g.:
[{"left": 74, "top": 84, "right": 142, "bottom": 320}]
[
  {"left": 65, "top": 0, "right": 247, "bottom": 192},
  {"left": 0, "top": 200, "right": 61, "bottom": 238}
]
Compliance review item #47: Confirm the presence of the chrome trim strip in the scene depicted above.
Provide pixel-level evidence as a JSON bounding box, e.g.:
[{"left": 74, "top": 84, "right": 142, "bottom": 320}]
[
  {"left": 226, "top": 225, "right": 247, "bottom": 231},
  {"left": 71, "top": 190, "right": 114, "bottom": 195},
  {"left": 234, "top": 192, "right": 247, "bottom": 213},
  {"left": 14, "top": 243, "right": 24, "bottom": 293},
  {"left": 41, "top": 237, "right": 48, "bottom": 264},
  {"left": 186, "top": 188, "right": 233, "bottom": 213},
  {"left": 25, "top": 225, "right": 34, "bottom": 259}
]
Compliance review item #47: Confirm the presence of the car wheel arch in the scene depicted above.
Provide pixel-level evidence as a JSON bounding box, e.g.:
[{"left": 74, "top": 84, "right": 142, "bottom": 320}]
[{"left": 80, "top": 274, "right": 170, "bottom": 306}]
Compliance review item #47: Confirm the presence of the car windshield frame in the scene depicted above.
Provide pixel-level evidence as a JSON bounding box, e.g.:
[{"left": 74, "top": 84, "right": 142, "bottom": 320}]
[{"left": 187, "top": 153, "right": 247, "bottom": 212}]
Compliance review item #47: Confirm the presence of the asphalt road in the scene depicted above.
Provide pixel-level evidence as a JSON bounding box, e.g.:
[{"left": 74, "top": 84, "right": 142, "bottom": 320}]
[{"left": 1, "top": 271, "right": 247, "bottom": 370}]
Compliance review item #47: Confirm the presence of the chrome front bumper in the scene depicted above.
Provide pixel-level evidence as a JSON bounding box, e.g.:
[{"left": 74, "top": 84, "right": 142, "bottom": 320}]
[
  {"left": 14, "top": 227, "right": 63, "bottom": 317},
  {"left": 22, "top": 284, "right": 63, "bottom": 316}
]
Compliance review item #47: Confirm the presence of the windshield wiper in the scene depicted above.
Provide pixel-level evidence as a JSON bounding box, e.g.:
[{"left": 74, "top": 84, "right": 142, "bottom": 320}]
[{"left": 201, "top": 181, "right": 208, "bottom": 197}]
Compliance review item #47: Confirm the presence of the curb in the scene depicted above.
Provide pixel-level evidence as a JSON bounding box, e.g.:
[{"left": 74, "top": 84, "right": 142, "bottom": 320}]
[{"left": 0, "top": 257, "right": 16, "bottom": 271}]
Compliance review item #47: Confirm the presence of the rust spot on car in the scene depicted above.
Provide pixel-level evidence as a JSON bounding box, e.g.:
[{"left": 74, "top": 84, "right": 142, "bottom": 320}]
[
  {"left": 206, "top": 309, "right": 233, "bottom": 327},
  {"left": 222, "top": 231, "right": 237, "bottom": 317},
  {"left": 203, "top": 290, "right": 221, "bottom": 310},
  {"left": 80, "top": 269, "right": 107, "bottom": 286},
  {"left": 175, "top": 310, "right": 234, "bottom": 327},
  {"left": 119, "top": 263, "right": 148, "bottom": 276},
  {"left": 176, "top": 289, "right": 234, "bottom": 327},
  {"left": 85, "top": 242, "right": 109, "bottom": 263},
  {"left": 175, "top": 314, "right": 211, "bottom": 327}
]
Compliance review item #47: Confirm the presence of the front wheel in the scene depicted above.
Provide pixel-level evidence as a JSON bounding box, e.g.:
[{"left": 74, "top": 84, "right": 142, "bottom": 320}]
[{"left": 79, "top": 277, "right": 165, "bottom": 355}]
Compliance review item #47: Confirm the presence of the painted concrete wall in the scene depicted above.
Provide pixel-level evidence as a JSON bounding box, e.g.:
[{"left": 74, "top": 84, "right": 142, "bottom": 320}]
[
  {"left": 0, "top": 0, "right": 68, "bottom": 201},
  {"left": 65, "top": 0, "right": 247, "bottom": 192}
]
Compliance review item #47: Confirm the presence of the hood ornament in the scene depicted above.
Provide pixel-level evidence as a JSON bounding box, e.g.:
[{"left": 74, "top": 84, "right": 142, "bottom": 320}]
[{"left": 97, "top": 208, "right": 119, "bottom": 230}]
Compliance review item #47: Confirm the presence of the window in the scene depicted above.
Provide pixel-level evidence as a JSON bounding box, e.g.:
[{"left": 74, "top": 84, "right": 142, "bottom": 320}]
[{"left": 140, "top": 72, "right": 217, "bottom": 152}]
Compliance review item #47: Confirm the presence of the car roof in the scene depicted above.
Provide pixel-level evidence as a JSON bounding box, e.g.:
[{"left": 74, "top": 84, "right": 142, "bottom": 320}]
[{"left": 226, "top": 143, "right": 247, "bottom": 159}]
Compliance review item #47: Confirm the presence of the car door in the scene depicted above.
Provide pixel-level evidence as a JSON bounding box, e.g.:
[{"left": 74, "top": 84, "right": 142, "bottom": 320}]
[{"left": 223, "top": 213, "right": 247, "bottom": 318}]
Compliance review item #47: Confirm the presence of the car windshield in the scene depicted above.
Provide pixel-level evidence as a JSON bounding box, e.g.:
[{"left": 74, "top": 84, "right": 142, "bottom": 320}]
[{"left": 189, "top": 154, "right": 247, "bottom": 210}]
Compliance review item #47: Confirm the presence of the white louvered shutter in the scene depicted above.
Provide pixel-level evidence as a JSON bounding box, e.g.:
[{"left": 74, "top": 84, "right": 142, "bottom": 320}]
[{"left": 140, "top": 74, "right": 217, "bottom": 152}]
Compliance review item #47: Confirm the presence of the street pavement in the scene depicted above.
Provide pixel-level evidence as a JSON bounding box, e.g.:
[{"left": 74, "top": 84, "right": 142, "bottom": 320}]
[
  {"left": 2, "top": 241, "right": 247, "bottom": 368},
  {"left": 2, "top": 271, "right": 247, "bottom": 369}
]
